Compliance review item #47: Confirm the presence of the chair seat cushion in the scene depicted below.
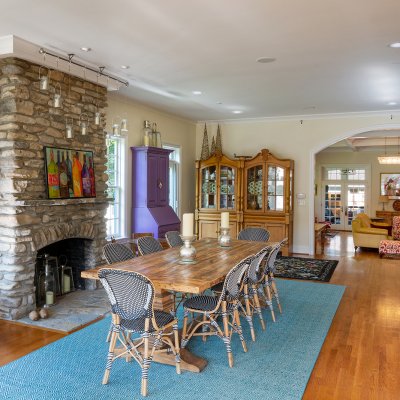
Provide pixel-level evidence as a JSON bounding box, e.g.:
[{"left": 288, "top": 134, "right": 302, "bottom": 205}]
[
  {"left": 183, "top": 295, "right": 235, "bottom": 313},
  {"left": 121, "top": 310, "right": 175, "bottom": 333}
]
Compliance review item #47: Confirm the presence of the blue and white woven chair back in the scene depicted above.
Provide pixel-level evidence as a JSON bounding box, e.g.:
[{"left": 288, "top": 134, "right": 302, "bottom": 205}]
[
  {"left": 137, "top": 236, "right": 163, "bottom": 255},
  {"left": 247, "top": 247, "right": 272, "bottom": 284},
  {"left": 238, "top": 227, "right": 270, "bottom": 242},
  {"left": 266, "top": 244, "right": 282, "bottom": 274},
  {"left": 103, "top": 243, "right": 135, "bottom": 264},
  {"left": 165, "top": 231, "right": 183, "bottom": 248},
  {"left": 99, "top": 269, "right": 154, "bottom": 320},
  {"left": 221, "top": 256, "right": 253, "bottom": 302}
]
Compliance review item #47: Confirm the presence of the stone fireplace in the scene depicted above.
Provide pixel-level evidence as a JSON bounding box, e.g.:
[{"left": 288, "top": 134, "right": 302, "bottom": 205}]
[{"left": 0, "top": 57, "right": 109, "bottom": 319}]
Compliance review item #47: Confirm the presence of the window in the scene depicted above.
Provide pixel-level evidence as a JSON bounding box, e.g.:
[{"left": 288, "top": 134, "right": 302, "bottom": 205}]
[
  {"left": 105, "top": 135, "right": 125, "bottom": 238},
  {"left": 163, "top": 144, "right": 180, "bottom": 214}
]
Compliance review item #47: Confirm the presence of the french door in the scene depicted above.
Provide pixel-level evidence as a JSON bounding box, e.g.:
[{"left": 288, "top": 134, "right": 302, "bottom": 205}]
[{"left": 323, "top": 183, "right": 366, "bottom": 231}]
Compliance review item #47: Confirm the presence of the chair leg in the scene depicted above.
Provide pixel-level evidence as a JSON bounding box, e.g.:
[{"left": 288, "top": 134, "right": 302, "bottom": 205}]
[
  {"left": 243, "top": 284, "right": 256, "bottom": 341},
  {"left": 270, "top": 275, "right": 282, "bottom": 314},
  {"left": 264, "top": 277, "right": 276, "bottom": 322},
  {"left": 181, "top": 309, "right": 189, "bottom": 349},
  {"left": 202, "top": 313, "right": 208, "bottom": 342},
  {"left": 141, "top": 320, "right": 150, "bottom": 397},
  {"left": 252, "top": 284, "right": 266, "bottom": 330},
  {"left": 173, "top": 323, "right": 181, "bottom": 375},
  {"left": 102, "top": 326, "right": 118, "bottom": 384},
  {"left": 222, "top": 301, "right": 233, "bottom": 367},
  {"left": 233, "top": 308, "right": 247, "bottom": 353},
  {"left": 106, "top": 323, "right": 112, "bottom": 342}
]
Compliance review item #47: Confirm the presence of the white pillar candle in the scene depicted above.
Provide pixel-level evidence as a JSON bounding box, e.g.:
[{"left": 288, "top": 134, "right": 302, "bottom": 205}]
[
  {"left": 182, "top": 213, "right": 194, "bottom": 237},
  {"left": 63, "top": 274, "right": 71, "bottom": 293},
  {"left": 221, "top": 212, "right": 230, "bottom": 229},
  {"left": 46, "top": 291, "right": 54, "bottom": 305}
]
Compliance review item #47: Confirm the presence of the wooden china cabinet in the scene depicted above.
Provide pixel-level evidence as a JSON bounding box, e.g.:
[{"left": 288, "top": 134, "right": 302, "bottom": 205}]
[
  {"left": 195, "top": 152, "right": 242, "bottom": 239},
  {"left": 242, "top": 149, "right": 294, "bottom": 255},
  {"left": 195, "top": 149, "right": 294, "bottom": 256}
]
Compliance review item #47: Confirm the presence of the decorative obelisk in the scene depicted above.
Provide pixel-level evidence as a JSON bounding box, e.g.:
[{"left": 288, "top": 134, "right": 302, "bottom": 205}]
[
  {"left": 200, "top": 123, "right": 210, "bottom": 160},
  {"left": 215, "top": 124, "right": 222, "bottom": 154}
]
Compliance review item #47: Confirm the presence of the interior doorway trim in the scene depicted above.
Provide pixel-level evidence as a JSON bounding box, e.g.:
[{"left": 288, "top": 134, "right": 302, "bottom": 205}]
[{"left": 308, "top": 123, "right": 400, "bottom": 255}]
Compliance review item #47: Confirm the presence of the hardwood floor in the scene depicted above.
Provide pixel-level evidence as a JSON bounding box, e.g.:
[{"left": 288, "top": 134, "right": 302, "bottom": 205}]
[
  {"left": 1, "top": 232, "right": 399, "bottom": 399},
  {"left": 303, "top": 231, "right": 400, "bottom": 400}
]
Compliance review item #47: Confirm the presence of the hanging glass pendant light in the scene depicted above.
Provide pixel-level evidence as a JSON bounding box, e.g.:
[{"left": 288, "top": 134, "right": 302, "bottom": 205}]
[
  {"left": 65, "top": 117, "right": 73, "bottom": 139},
  {"left": 39, "top": 65, "right": 50, "bottom": 91},
  {"left": 53, "top": 83, "right": 62, "bottom": 108},
  {"left": 121, "top": 118, "right": 128, "bottom": 132},
  {"left": 80, "top": 113, "right": 88, "bottom": 135}
]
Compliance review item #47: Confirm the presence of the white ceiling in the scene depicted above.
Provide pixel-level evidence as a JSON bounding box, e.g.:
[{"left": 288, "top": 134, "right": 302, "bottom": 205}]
[{"left": 1, "top": 0, "right": 400, "bottom": 121}]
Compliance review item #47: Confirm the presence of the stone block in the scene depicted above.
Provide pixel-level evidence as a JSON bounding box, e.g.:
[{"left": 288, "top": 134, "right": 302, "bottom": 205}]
[
  {"left": 16, "top": 100, "right": 34, "bottom": 116},
  {"left": 0, "top": 280, "right": 20, "bottom": 290},
  {"left": 0, "top": 296, "right": 22, "bottom": 308},
  {"left": 1, "top": 64, "right": 24, "bottom": 75},
  {"left": 0, "top": 98, "right": 17, "bottom": 113}
]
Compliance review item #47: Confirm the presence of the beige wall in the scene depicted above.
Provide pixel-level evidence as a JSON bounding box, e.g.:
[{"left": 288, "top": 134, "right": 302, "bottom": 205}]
[
  {"left": 315, "top": 150, "right": 397, "bottom": 221},
  {"left": 106, "top": 93, "right": 197, "bottom": 237},
  {"left": 196, "top": 115, "right": 400, "bottom": 253}
]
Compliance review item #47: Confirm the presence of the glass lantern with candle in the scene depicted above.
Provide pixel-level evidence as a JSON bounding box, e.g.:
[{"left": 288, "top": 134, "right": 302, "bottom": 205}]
[
  {"left": 44, "top": 257, "right": 56, "bottom": 307},
  {"left": 143, "top": 120, "right": 152, "bottom": 146}
]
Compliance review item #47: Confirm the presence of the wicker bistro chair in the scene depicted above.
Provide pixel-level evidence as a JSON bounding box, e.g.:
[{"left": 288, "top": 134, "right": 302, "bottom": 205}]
[
  {"left": 99, "top": 269, "right": 181, "bottom": 397},
  {"left": 260, "top": 239, "right": 288, "bottom": 319},
  {"left": 241, "top": 246, "right": 275, "bottom": 341},
  {"left": 165, "top": 231, "right": 184, "bottom": 248},
  {"left": 137, "top": 236, "right": 163, "bottom": 256},
  {"left": 103, "top": 243, "right": 135, "bottom": 264},
  {"left": 181, "top": 257, "right": 253, "bottom": 368},
  {"left": 238, "top": 227, "right": 270, "bottom": 242}
]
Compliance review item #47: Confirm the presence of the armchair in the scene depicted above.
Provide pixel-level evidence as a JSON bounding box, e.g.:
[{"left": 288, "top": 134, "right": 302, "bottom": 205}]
[
  {"left": 352, "top": 215, "right": 390, "bottom": 253},
  {"left": 356, "top": 213, "right": 391, "bottom": 231},
  {"left": 379, "top": 216, "right": 400, "bottom": 257}
]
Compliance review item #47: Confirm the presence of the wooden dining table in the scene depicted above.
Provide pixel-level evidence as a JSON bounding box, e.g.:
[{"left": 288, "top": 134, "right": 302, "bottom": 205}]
[{"left": 81, "top": 238, "right": 272, "bottom": 372}]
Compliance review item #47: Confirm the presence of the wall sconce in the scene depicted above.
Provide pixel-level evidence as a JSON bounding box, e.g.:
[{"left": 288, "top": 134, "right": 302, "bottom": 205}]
[
  {"left": 65, "top": 117, "right": 73, "bottom": 139},
  {"left": 80, "top": 114, "right": 88, "bottom": 135},
  {"left": 39, "top": 66, "right": 51, "bottom": 91},
  {"left": 53, "top": 83, "right": 62, "bottom": 108}
]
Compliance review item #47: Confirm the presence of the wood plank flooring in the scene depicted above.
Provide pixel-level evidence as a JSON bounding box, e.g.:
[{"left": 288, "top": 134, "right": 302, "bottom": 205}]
[{"left": 1, "top": 232, "right": 399, "bottom": 399}]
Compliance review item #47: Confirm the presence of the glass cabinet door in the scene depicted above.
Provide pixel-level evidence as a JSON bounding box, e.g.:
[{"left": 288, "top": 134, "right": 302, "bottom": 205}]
[
  {"left": 246, "top": 165, "right": 263, "bottom": 210},
  {"left": 267, "top": 166, "right": 285, "bottom": 211},
  {"left": 201, "top": 166, "right": 217, "bottom": 208},
  {"left": 219, "top": 165, "right": 235, "bottom": 209}
]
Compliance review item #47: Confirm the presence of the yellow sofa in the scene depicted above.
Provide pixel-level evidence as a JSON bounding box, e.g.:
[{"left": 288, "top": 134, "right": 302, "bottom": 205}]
[{"left": 352, "top": 214, "right": 390, "bottom": 252}]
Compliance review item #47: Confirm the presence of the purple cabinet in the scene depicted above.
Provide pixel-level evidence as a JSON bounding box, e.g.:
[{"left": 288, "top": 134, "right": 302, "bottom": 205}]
[{"left": 131, "top": 146, "right": 180, "bottom": 238}]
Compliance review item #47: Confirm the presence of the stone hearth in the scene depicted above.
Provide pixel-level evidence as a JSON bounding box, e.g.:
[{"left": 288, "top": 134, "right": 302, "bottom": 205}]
[{"left": 0, "top": 57, "right": 109, "bottom": 319}]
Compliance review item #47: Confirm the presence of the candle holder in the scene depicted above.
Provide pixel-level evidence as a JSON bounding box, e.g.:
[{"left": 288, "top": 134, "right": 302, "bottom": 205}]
[
  {"left": 179, "top": 235, "right": 197, "bottom": 264},
  {"left": 219, "top": 227, "right": 231, "bottom": 247}
]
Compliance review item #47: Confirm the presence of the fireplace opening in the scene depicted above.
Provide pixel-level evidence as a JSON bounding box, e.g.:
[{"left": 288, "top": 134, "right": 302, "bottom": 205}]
[{"left": 35, "top": 238, "right": 95, "bottom": 308}]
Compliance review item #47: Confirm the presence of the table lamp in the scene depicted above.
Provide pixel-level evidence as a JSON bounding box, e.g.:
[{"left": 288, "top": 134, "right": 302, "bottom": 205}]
[{"left": 379, "top": 195, "right": 389, "bottom": 211}]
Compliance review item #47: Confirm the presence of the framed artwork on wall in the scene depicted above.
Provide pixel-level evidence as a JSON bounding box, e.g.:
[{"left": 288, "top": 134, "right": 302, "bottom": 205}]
[
  {"left": 380, "top": 173, "right": 400, "bottom": 198},
  {"left": 44, "top": 146, "right": 96, "bottom": 199}
]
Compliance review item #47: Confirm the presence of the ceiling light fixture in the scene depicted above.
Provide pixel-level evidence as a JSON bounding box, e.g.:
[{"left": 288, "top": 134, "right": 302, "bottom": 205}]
[
  {"left": 378, "top": 136, "right": 400, "bottom": 164},
  {"left": 389, "top": 42, "right": 400, "bottom": 48},
  {"left": 232, "top": 110, "right": 243, "bottom": 114},
  {"left": 80, "top": 47, "right": 91, "bottom": 52},
  {"left": 121, "top": 65, "right": 130, "bottom": 69},
  {"left": 216, "top": 101, "right": 223, "bottom": 105},
  {"left": 192, "top": 91, "right": 202, "bottom": 95},
  {"left": 388, "top": 101, "right": 397, "bottom": 106},
  {"left": 256, "top": 57, "right": 276, "bottom": 64}
]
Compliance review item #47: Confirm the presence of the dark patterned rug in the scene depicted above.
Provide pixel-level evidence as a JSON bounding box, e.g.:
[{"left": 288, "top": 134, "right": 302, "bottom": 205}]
[{"left": 274, "top": 256, "right": 339, "bottom": 282}]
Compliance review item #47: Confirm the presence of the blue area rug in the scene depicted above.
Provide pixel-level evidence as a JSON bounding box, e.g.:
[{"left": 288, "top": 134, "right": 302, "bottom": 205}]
[{"left": 0, "top": 280, "right": 345, "bottom": 400}]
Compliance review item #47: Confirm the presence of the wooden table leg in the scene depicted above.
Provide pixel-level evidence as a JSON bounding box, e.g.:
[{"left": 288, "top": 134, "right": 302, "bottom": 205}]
[
  {"left": 321, "top": 228, "right": 326, "bottom": 254},
  {"left": 151, "top": 288, "right": 208, "bottom": 373}
]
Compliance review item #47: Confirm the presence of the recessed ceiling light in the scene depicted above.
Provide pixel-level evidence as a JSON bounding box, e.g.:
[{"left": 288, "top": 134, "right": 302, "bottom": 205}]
[
  {"left": 232, "top": 110, "right": 243, "bottom": 114},
  {"left": 389, "top": 42, "right": 400, "bottom": 48},
  {"left": 216, "top": 101, "right": 223, "bottom": 105},
  {"left": 388, "top": 101, "right": 397, "bottom": 106},
  {"left": 80, "top": 47, "right": 91, "bottom": 52},
  {"left": 256, "top": 57, "right": 276, "bottom": 64},
  {"left": 192, "top": 91, "right": 202, "bottom": 95},
  {"left": 121, "top": 65, "right": 130, "bottom": 69}
]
